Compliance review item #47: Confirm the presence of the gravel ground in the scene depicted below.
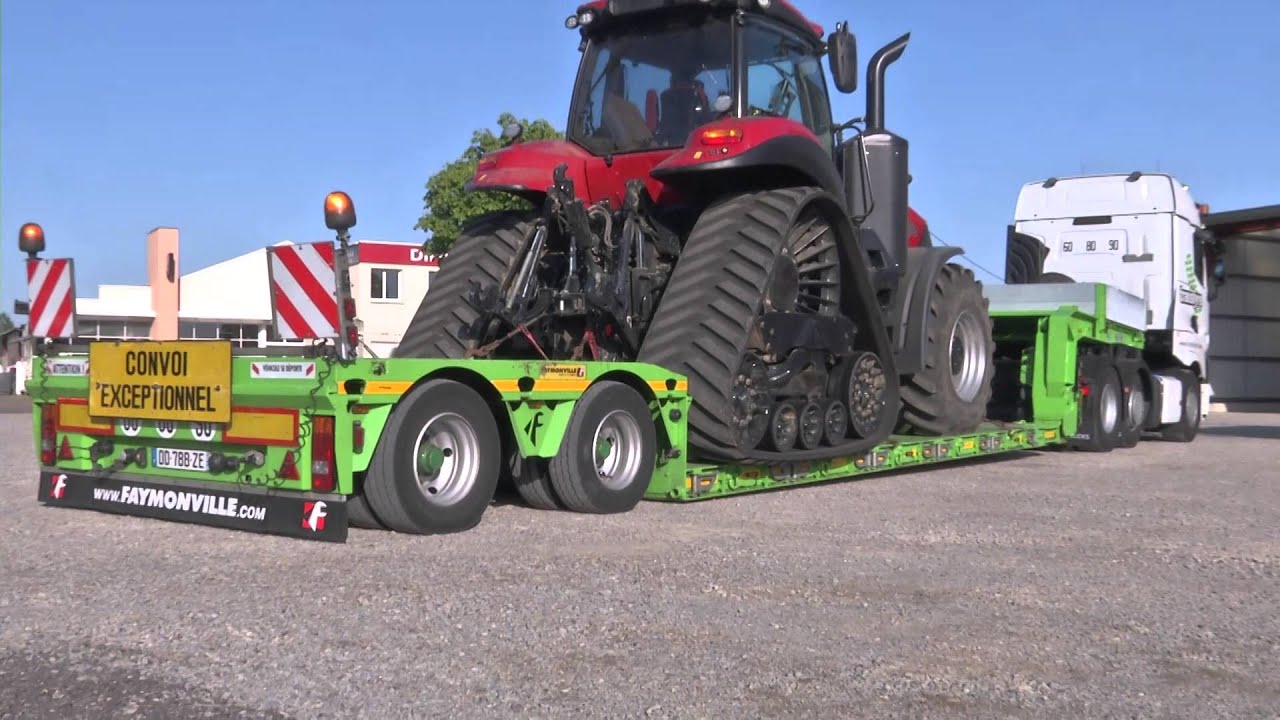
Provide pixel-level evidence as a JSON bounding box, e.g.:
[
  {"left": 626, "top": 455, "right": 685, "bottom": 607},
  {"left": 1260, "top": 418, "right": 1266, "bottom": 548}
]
[{"left": 1, "top": 411, "right": 1277, "bottom": 719}]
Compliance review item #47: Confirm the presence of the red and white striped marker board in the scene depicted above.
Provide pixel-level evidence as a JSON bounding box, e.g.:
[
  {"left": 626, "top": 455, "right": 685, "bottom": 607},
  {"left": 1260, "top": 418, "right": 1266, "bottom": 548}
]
[
  {"left": 26, "top": 257, "right": 78, "bottom": 339},
  {"left": 266, "top": 242, "right": 339, "bottom": 339}
]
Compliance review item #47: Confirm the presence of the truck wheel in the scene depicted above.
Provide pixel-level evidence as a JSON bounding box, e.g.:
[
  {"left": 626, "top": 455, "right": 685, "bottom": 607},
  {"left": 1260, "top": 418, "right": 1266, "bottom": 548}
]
[
  {"left": 898, "top": 263, "right": 995, "bottom": 435},
  {"left": 1159, "top": 369, "right": 1201, "bottom": 442},
  {"left": 548, "top": 380, "right": 656, "bottom": 514},
  {"left": 1114, "top": 365, "right": 1147, "bottom": 449},
  {"left": 1072, "top": 354, "right": 1123, "bottom": 452},
  {"left": 391, "top": 211, "right": 534, "bottom": 359},
  {"left": 364, "top": 379, "right": 501, "bottom": 534}
]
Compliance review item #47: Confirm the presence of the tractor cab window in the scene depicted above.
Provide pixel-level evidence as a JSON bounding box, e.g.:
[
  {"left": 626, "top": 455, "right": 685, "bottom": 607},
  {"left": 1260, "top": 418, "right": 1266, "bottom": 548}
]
[
  {"left": 570, "top": 17, "right": 733, "bottom": 155},
  {"left": 741, "top": 19, "right": 834, "bottom": 155}
]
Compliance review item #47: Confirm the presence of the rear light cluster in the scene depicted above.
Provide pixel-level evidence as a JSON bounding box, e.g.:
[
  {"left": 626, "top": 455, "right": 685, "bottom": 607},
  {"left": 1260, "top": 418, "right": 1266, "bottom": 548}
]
[
  {"left": 310, "top": 416, "right": 336, "bottom": 493},
  {"left": 265, "top": 415, "right": 339, "bottom": 492},
  {"left": 342, "top": 297, "right": 360, "bottom": 355},
  {"left": 40, "top": 407, "right": 56, "bottom": 465}
]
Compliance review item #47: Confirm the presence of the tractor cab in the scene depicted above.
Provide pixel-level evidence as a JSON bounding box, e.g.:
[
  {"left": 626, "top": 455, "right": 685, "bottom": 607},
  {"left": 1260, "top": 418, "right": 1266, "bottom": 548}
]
[{"left": 563, "top": 0, "right": 845, "bottom": 160}]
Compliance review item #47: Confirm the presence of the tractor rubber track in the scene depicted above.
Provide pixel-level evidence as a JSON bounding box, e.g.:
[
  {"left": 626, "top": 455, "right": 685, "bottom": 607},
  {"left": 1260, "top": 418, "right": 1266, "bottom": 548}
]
[
  {"left": 391, "top": 210, "right": 533, "bottom": 359},
  {"left": 637, "top": 187, "right": 891, "bottom": 464}
]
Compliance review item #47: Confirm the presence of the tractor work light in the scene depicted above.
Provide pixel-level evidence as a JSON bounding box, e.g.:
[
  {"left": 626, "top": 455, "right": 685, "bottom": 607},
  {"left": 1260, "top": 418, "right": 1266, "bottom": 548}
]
[
  {"left": 324, "top": 191, "right": 356, "bottom": 232},
  {"left": 18, "top": 222, "right": 45, "bottom": 255}
]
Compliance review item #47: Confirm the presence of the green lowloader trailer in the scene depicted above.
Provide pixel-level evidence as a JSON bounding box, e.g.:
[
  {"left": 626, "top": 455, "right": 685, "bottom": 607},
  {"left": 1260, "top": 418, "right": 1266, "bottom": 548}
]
[{"left": 24, "top": 281, "right": 1175, "bottom": 543}]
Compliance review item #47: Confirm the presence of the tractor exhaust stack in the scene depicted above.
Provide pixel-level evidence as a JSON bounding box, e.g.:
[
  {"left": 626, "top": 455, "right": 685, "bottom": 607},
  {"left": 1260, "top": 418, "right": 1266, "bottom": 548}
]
[{"left": 865, "top": 33, "right": 911, "bottom": 131}]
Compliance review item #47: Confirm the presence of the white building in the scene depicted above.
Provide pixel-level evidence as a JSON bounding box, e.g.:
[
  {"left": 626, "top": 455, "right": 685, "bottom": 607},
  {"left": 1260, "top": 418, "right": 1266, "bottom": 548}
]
[
  {"left": 11, "top": 233, "right": 440, "bottom": 392},
  {"left": 347, "top": 241, "right": 441, "bottom": 357}
]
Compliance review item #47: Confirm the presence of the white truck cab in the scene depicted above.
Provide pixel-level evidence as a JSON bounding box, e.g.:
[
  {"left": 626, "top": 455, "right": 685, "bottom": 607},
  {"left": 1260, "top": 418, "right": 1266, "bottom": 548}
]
[{"left": 1002, "top": 171, "right": 1227, "bottom": 439}]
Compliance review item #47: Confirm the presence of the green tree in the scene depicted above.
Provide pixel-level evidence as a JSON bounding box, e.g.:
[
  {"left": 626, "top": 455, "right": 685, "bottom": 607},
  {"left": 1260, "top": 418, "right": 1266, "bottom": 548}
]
[
  {"left": 0, "top": 312, "right": 13, "bottom": 334},
  {"left": 415, "top": 112, "right": 562, "bottom": 256}
]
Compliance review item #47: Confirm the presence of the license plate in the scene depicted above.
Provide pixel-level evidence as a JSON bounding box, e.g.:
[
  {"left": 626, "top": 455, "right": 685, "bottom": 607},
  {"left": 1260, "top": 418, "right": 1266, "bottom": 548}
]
[
  {"left": 152, "top": 447, "right": 211, "bottom": 472},
  {"left": 88, "top": 340, "right": 232, "bottom": 423}
]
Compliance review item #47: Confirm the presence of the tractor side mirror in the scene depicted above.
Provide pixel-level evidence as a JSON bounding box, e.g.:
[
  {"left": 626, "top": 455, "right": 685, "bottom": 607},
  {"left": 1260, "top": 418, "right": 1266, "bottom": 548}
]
[{"left": 827, "top": 22, "right": 858, "bottom": 94}]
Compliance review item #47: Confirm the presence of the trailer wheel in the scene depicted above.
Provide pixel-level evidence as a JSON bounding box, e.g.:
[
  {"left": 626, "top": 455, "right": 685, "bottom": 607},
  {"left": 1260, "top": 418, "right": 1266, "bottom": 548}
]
[
  {"left": 509, "top": 455, "right": 562, "bottom": 511},
  {"left": 364, "top": 379, "right": 501, "bottom": 534},
  {"left": 548, "top": 381, "right": 656, "bottom": 514},
  {"left": 1158, "top": 369, "right": 1201, "bottom": 442},
  {"left": 346, "top": 491, "right": 387, "bottom": 530},
  {"left": 898, "top": 263, "right": 995, "bottom": 436}
]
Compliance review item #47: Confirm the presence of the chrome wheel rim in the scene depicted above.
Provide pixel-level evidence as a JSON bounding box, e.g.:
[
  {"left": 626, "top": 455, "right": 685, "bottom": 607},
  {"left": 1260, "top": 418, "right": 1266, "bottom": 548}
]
[
  {"left": 1099, "top": 382, "right": 1120, "bottom": 435},
  {"left": 950, "top": 310, "right": 989, "bottom": 403},
  {"left": 593, "top": 410, "right": 644, "bottom": 491},
  {"left": 1127, "top": 382, "right": 1146, "bottom": 431},
  {"left": 413, "top": 412, "right": 481, "bottom": 506}
]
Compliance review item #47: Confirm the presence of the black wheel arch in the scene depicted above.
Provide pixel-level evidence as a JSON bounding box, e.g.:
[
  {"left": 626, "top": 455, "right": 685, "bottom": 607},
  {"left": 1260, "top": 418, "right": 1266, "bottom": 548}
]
[{"left": 894, "top": 246, "right": 964, "bottom": 376}]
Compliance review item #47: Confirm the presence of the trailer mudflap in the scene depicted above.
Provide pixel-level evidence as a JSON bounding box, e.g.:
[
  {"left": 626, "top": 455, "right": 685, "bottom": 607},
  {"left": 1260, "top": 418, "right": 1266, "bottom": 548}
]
[{"left": 36, "top": 470, "right": 348, "bottom": 543}]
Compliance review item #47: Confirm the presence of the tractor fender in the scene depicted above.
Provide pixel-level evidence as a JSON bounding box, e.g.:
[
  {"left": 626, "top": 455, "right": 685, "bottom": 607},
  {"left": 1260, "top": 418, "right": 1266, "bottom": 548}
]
[
  {"left": 895, "top": 246, "right": 964, "bottom": 375},
  {"left": 650, "top": 122, "right": 848, "bottom": 211}
]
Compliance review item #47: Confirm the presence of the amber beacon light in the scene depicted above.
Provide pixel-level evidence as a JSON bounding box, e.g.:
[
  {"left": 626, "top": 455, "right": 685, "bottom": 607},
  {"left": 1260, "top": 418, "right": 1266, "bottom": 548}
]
[
  {"left": 18, "top": 222, "right": 46, "bottom": 256},
  {"left": 324, "top": 191, "right": 356, "bottom": 232}
]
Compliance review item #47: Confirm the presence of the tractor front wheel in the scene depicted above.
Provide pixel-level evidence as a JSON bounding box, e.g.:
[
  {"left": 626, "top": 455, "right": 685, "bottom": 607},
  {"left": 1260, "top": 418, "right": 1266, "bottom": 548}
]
[{"left": 897, "top": 263, "right": 996, "bottom": 436}]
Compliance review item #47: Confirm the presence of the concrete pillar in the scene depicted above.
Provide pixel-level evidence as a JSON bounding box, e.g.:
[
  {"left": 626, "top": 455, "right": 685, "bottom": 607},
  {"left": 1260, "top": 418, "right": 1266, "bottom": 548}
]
[{"left": 146, "top": 227, "right": 180, "bottom": 340}]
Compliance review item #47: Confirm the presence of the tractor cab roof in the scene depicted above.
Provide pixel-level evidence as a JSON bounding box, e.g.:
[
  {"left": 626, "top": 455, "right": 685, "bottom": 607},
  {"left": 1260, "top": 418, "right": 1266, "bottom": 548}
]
[{"left": 571, "top": 0, "right": 825, "bottom": 42}]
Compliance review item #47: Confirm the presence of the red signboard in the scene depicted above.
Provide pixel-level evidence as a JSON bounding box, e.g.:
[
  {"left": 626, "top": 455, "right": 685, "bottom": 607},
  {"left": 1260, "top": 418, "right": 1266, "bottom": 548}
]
[{"left": 355, "top": 242, "right": 440, "bottom": 267}]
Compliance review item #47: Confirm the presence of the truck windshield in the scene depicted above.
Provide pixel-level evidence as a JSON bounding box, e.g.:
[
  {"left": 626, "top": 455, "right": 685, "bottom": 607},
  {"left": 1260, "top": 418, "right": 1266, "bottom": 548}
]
[{"left": 568, "top": 15, "right": 733, "bottom": 156}]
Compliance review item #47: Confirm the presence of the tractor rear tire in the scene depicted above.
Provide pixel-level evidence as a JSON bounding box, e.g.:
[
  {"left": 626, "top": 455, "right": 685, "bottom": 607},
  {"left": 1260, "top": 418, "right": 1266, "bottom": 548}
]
[
  {"left": 392, "top": 210, "right": 534, "bottom": 359},
  {"left": 897, "top": 263, "right": 996, "bottom": 436},
  {"left": 636, "top": 186, "right": 849, "bottom": 459}
]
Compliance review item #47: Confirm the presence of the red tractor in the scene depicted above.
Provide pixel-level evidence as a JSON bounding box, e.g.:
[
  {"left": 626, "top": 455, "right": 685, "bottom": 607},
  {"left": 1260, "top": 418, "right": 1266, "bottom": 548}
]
[{"left": 397, "top": 0, "right": 994, "bottom": 464}]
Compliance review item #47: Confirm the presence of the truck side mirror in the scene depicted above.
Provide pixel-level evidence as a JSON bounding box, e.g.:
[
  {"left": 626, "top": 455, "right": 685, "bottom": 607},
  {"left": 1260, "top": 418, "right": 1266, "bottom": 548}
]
[{"left": 827, "top": 23, "right": 858, "bottom": 93}]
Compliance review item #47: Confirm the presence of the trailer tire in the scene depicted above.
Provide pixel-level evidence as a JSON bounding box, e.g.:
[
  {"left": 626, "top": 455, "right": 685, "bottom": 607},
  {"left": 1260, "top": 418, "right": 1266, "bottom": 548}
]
[
  {"left": 364, "top": 379, "right": 501, "bottom": 534},
  {"left": 509, "top": 455, "right": 562, "bottom": 511},
  {"left": 1158, "top": 369, "right": 1201, "bottom": 442},
  {"left": 548, "top": 380, "right": 656, "bottom": 514},
  {"left": 897, "top": 263, "right": 995, "bottom": 436},
  {"left": 346, "top": 491, "right": 387, "bottom": 530}
]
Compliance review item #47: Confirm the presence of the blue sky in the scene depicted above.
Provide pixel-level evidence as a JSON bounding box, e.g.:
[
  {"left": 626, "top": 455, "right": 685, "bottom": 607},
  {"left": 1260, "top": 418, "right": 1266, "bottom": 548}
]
[{"left": 2, "top": 0, "right": 1276, "bottom": 318}]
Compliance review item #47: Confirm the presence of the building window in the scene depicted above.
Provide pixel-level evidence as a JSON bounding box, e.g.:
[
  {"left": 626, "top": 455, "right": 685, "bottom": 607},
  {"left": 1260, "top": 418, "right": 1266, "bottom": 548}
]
[
  {"left": 370, "top": 268, "right": 400, "bottom": 301},
  {"left": 74, "top": 319, "right": 149, "bottom": 340},
  {"left": 174, "top": 322, "right": 267, "bottom": 348}
]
